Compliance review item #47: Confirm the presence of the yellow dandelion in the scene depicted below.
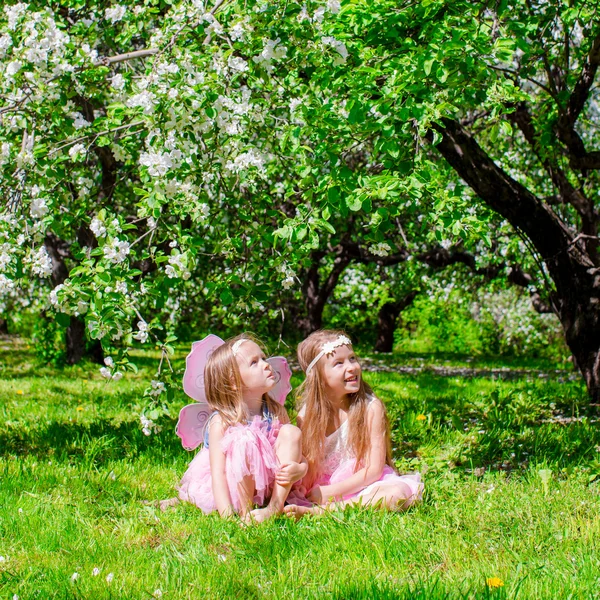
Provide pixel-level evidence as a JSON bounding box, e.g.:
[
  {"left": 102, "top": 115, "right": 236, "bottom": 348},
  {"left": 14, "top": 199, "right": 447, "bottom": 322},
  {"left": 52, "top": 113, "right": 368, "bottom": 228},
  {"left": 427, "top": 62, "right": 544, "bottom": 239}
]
[
  {"left": 83, "top": 379, "right": 89, "bottom": 383},
  {"left": 77, "top": 406, "right": 84, "bottom": 411},
  {"left": 16, "top": 390, "right": 24, "bottom": 395},
  {"left": 486, "top": 577, "right": 504, "bottom": 588},
  {"left": 416, "top": 414, "right": 427, "bottom": 421}
]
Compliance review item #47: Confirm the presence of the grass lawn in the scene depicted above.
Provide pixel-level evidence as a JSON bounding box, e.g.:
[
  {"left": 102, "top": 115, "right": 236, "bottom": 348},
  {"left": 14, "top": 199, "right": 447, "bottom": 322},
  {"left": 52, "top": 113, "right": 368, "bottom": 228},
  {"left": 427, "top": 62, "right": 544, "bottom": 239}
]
[{"left": 1, "top": 337, "right": 599, "bottom": 599}]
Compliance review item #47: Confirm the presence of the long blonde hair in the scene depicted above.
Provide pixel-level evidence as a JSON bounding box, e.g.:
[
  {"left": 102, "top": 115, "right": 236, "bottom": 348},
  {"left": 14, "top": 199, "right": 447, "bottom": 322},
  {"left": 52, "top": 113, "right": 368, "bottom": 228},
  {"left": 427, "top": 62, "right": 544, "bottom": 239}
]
[
  {"left": 297, "top": 329, "right": 392, "bottom": 486},
  {"left": 204, "top": 333, "right": 287, "bottom": 427}
]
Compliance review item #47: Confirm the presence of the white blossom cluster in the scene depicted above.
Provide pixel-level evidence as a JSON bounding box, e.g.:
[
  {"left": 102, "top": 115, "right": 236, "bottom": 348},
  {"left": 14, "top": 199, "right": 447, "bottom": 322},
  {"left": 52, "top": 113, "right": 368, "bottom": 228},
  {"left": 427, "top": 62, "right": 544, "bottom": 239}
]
[
  {"left": 103, "top": 239, "right": 130, "bottom": 264},
  {"left": 252, "top": 38, "right": 287, "bottom": 72},
  {"left": 149, "top": 379, "right": 166, "bottom": 396},
  {"left": 321, "top": 36, "right": 349, "bottom": 64},
  {"left": 140, "top": 413, "right": 160, "bottom": 436},
  {"left": 99, "top": 356, "right": 123, "bottom": 381},
  {"left": 369, "top": 242, "right": 392, "bottom": 257},
  {"left": 30, "top": 246, "right": 52, "bottom": 277},
  {"left": 224, "top": 148, "right": 266, "bottom": 174},
  {"left": 132, "top": 319, "right": 149, "bottom": 343},
  {"left": 165, "top": 251, "right": 191, "bottom": 280}
]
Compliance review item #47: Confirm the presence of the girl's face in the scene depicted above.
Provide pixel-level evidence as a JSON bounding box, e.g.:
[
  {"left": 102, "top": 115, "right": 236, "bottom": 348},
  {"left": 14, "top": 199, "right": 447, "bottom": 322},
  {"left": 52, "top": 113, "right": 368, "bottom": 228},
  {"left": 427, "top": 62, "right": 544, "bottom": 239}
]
[
  {"left": 235, "top": 341, "right": 276, "bottom": 396},
  {"left": 321, "top": 344, "right": 361, "bottom": 399}
]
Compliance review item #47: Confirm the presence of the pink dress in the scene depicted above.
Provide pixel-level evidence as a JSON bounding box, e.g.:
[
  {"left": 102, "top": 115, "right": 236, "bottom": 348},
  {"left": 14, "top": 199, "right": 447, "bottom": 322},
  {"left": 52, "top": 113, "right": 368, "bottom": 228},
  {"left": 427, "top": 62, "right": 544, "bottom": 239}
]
[
  {"left": 317, "top": 416, "right": 424, "bottom": 506},
  {"left": 178, "top": 413, "right": 281, "bottom": 513}
]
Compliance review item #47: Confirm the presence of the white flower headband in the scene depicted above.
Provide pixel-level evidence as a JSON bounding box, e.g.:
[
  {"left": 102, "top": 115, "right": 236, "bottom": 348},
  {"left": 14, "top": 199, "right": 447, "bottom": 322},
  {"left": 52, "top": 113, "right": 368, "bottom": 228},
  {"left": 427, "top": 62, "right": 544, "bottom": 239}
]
[
  {"left": 305, "top": 335, "right": 352, "bottom": 374},
  {"left": 231, "top": 339, "right": 247, "bottom": 356}
]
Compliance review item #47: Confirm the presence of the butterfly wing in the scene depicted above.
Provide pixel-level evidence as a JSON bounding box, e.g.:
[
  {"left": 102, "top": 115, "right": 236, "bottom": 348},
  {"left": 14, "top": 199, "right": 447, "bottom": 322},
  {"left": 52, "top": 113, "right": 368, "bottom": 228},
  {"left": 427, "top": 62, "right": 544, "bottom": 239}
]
[
  {"left": 182, "top": 334, "right": 224, "bottom": 402},
  {"left": 266, "top": 356, "right": 293, "bottom": 405},
  {"left": 176, "top": 402, "right": 212, "bottom": 451}
]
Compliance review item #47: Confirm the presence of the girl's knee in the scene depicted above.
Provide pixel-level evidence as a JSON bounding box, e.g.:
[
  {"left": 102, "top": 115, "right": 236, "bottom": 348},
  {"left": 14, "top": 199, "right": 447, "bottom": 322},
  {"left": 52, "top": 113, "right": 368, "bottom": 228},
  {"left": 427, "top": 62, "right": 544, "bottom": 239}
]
[
  {"left": 390, "top": 482, "right": 417, "bottom": 509},
  {"left": 278, "top": 424, "right": 301, "bottom": 444}
]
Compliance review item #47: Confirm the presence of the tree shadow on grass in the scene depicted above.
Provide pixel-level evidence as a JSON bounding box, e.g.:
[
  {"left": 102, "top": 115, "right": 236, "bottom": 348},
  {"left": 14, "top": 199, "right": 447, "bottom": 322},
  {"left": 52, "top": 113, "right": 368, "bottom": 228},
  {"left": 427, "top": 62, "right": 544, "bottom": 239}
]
[{"left": 0, "top": 417, "right": 185, "bottom": 465}]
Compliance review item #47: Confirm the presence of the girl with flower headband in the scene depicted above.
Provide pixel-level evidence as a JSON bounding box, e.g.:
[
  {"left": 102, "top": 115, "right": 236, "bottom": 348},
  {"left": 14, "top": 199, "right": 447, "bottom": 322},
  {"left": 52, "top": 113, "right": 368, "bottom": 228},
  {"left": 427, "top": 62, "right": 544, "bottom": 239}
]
[
  {"left": 162, "top": 333, "right": 307, "bottom": 523},
  {"left": 285, "top": 329, "right": 423, "bottom": 518}
]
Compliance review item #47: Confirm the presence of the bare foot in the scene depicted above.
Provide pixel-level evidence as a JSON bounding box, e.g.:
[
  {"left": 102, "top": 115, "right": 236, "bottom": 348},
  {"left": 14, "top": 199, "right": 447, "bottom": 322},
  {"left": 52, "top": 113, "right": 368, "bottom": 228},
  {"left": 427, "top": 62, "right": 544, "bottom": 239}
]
[
  {"left": 158, "top": 497, "right": 179, "bottom": 512},
  {"left": 247, "top": 505, "right": 280, "bottom": 524},
  {"left": 283, "top": 504, "right": 324, "bottom": 520}
]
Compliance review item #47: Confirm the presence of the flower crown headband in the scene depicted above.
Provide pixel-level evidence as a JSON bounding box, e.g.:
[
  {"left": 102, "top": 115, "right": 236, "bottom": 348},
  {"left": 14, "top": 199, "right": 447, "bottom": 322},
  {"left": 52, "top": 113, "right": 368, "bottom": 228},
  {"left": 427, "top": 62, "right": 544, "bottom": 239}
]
[
  {"left": 305, "top": 335, "right": 352, "bottom": 374},
  {"left": 231, "top": 338, "right": 247, "bottom": 356}
]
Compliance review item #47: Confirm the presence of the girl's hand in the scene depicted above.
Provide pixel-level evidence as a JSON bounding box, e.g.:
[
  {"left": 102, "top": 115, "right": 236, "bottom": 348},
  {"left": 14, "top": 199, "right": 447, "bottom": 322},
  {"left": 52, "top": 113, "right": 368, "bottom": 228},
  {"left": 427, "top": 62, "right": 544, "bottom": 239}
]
[{"left": 276, "top": 460, "right": 308, "bottom": 485}]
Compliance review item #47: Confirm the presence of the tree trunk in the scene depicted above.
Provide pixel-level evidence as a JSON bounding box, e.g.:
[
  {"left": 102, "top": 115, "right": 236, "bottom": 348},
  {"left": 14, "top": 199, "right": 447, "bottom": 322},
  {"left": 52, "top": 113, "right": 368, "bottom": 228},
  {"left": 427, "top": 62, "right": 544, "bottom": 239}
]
[
  {"left": 0, "top": 318, "right": 8, "bottom": 335},
  {"left": 44, "top": 233, "right": 104, "bottom": 366},
  {"left": 434, "top": 118, "right": 600, "bottom": 400},
  {"left": 298, "top": 249, "right": 351, "bottom": 336},
  {"left": 374, "top": 291, "right": 418, "bottom": 352}
]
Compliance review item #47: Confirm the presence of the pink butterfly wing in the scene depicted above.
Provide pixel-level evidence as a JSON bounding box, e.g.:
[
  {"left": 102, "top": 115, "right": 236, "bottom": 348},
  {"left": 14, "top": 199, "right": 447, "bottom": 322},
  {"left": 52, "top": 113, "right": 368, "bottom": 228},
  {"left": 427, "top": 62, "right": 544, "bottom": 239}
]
[
  {"left": 176, "top": 402, "right": 212, "bottom": 451},
  {"left": 266, "top": 356, "right": 293, "bottom": 405},
  {"left": 182, "top": 334, "right": 224, "bottom": 402}
]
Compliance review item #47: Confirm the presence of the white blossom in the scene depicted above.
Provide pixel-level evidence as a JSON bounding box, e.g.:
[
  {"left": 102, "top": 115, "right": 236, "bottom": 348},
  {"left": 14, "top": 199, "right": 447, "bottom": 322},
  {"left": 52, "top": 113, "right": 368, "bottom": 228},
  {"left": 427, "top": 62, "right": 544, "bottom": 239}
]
[
  {"left": 68, "top": 143, "right": 86, "bottom": 159},
  {"left": 103, "top": 239, "right": 130, "bottom": 264},
  {"left": 139, "top": 150, "right": 173, "bottom": 177},
  {"left": 92, "top": 567, "right": 100, "bottom": 576},
  {"left": 228, "top": 55, "right": 248, "bottom": 73},
  {"left": 112, "top": 371, "right": 123, "bottom": 381},
  {"left": 110, "top": 73, "right": 126, "bottom": 90},
  {"left": 321, "top": 36, "right": 348, "bottom": 63},
  {"left": 100, "top": 367, "right": 111, "bottom": 378},
  {"left": 327, "top": 0, "right": 341, "bottom": 13},
  {"left": 71, "top": 572, "right": 79, "bottom": 582},
  {"left": 5, "top": 3, "right": 27, "bottom": 30},
  {"left": 5, "top": 60, "right": 22, "bottom": 77},
  {"left": 0, "top": 275, "right": 13, "bottom": 295},
  {"left": 30, "top": 198, "right": 48, "bottom": 219},
  {"left": 105, "top": 5, "right": 127, "bottom": 24},
  {"left": 104, "top": 356, "right": 114, "bottom": 368},
  {"left": 150, "top": 379, "right": 165, "bottom": 396},
  {"left": 31, "top": 246, "right": 52, "bottom": 277},
  {"left": 71, "top": 113, "right": 91, "bottom": 129},
  {"left": 106, "top": 573, "right": 114, "bottom": 583},
  {"left": 369, "top": 242, "right": 391, "bottom": 257},
  {"left": 224, "top": 148, "right": 266, "bottom": 174},
  {"left": 90, "top": 217, "right": 107, "bottom": 238},
  {"left": 132, "top": 319, "right": 148, "bottom": 343},
  {"left": 127, "top": 90, "right": 157, "bottom": 114}
]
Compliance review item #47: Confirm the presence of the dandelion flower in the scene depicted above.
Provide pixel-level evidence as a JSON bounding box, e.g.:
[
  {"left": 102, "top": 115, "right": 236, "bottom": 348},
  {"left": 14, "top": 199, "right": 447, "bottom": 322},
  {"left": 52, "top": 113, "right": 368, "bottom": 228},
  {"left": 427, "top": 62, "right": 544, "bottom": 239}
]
[
  {"left": 486, "top": 577, "right": 504, "bottom": 588},
  {"left": 16, "top": 390, "right": 23, "bottom": 395},
  {"left": 77, "top": 406, "right": 84, "bottom": 411},
  {"left": 416, "top": 414, "right": 427, "bottom": 421}
]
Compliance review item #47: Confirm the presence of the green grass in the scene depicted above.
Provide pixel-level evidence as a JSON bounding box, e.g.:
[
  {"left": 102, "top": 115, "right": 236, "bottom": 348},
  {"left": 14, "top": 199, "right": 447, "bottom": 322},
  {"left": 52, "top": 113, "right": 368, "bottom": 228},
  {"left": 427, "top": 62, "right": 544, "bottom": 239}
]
[{"left": 1, "top": 338, "right": 600, "bottom": 599}]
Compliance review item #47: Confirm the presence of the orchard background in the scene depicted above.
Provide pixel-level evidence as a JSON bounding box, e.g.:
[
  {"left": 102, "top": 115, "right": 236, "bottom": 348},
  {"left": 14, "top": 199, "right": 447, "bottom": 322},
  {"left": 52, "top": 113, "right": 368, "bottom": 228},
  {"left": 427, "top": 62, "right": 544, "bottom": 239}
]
[{"left": 2, "top": 1, "right": 600, "bottom": 597}]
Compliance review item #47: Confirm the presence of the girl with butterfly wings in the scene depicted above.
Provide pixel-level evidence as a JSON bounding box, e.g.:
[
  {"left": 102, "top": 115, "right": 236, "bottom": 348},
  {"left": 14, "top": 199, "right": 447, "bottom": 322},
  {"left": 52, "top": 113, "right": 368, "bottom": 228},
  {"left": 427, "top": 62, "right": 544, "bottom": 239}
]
[{"left": 166, "top": 333, "right": 306, "bottom": 523}]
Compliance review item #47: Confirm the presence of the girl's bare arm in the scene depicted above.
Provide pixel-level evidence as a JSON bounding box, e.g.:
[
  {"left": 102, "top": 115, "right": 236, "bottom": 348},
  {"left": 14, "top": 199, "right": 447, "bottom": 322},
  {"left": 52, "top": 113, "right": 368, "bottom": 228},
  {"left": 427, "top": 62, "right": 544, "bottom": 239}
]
[
  {"left": 208, "top": 416, "right": 235, "bottom": 517},
  {"left": 310, "top": 400, "right": 387, "bottom": 503}
]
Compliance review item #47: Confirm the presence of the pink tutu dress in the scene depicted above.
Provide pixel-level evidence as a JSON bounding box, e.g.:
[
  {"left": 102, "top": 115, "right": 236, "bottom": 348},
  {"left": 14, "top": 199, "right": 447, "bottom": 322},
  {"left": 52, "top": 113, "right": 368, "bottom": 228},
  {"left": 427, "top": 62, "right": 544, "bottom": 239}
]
[
  {"left": 317, "top": 416, "right": 424, "bottom": 506},
  {"left": 178, "top": 409, "right": 281, "bottom": 513}
]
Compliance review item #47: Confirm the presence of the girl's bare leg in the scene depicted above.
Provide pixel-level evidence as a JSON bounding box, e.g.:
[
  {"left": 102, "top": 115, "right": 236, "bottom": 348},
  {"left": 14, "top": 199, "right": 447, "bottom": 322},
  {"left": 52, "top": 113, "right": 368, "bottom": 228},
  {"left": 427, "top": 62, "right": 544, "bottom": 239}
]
[
  {"left": 284, "top": 481, "right": 414, "bottom": 520},
  {"left": 237, "top": 474, "right": 255, "bottom": 520},
  {"left": 158, "top": 497, "right": 180, "bottom": 511},
  {"left": 250, "top": 424, "right": 302, "bottom": 523}
]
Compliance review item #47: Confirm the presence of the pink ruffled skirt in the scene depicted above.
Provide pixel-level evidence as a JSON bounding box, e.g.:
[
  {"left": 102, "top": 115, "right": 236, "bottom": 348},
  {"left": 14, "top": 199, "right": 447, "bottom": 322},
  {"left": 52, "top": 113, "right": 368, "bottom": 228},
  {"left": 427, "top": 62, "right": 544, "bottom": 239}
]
[
  {"left": 288, "top": 461, "right": 424, "bottom": 508},
  {"left": 177, "top": 417, "right": 281, "bottom": 514},
  {"left": 326, "top": 460, "right": 424, "bottom": 507}
]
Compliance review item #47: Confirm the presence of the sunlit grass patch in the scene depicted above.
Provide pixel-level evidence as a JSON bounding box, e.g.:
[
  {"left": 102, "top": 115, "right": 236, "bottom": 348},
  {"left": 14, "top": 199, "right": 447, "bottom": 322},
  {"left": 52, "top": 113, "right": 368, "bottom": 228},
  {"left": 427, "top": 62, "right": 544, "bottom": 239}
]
[{"left": 1, "top": 338, "right": 599, "bottom": 599}]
